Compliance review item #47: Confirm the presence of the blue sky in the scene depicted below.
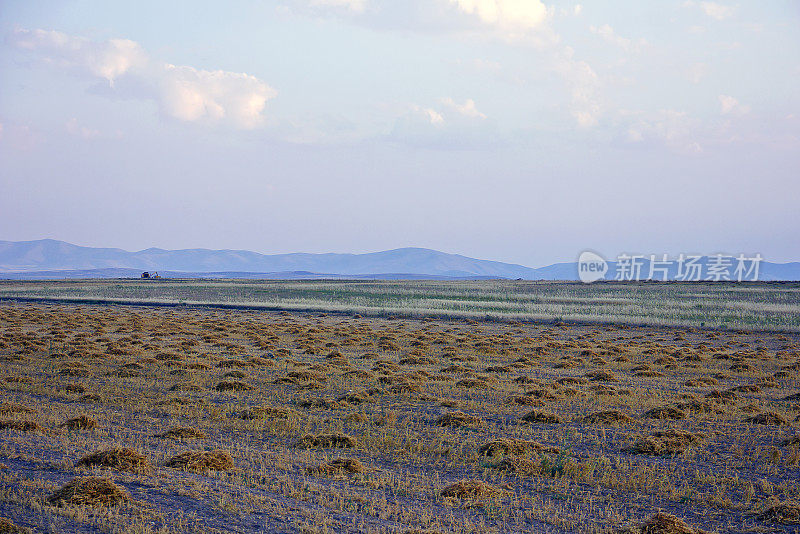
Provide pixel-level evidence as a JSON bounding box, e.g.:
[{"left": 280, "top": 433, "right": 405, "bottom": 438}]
[{"left": 1, "top": 1, "right": 798, "bottom": 266}]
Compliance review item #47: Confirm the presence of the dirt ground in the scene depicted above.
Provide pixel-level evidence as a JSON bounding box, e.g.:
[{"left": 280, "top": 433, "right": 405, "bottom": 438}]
[{"left": 0, "top": 301, "right": 798, "bottom": 533}]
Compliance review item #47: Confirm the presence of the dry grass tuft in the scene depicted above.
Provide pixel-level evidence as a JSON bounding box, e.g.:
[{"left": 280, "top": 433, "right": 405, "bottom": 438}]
[
  {"left": 757, "top": 501, "right": 800, "bottom": 524},
  {"left": 586, "top": 370, "right": 618, "bottom": 382},
  {"left": 307, "top": 458, "right": 367, "bottom": 476},
  {"left": 491, "top": 456, "right": 540, "bottom": 476},
  {"left": 455, "top": 378, "right": 489, "bottom": 389},
  {"left": 157, "top": 427, "right": 207, "bottom": 440},
  {"left": 624, "top": 434, "right": 694, "bottom": 456},
  {"left": 165, "top": 449, "right": 234, "bottom": 472},
  {"left": 0, "top": 403, "right": 35, "bottom": 416},
  {"left": 746, "top": 412, "right": 788, "bottom": 425},
  {"left": 521, "top": 409, "right": 561, "bottom": 424},
  {"left": 440, "top": 479, "right": 502, "bottom": 499},
  {"left": 0, "top": 516, "right": 29, "bottom": 533},
  {"left": 77, "top": 447, "right": 151, "bottom": 474},
  {"left": 781, "top": 435, "right": 800, "bottom": 446},
  {"left": 643, "top": 406, "right": 686, "bottom": 420},
  {"left": 0, "top": 420, "right": 41, "bottom": 432},
  {"left": 214, "top": 380, "right": 253, "bottom": 391},
  {"left": 582, "top": 410, "right": 633, "bottom": 426},
  {"left": 48, "top": 476, "right": 129, "bottom": 507},
  {"left": 436, "top": 411, "right": 483, "bottom": 427},
  {"left": 633, "top": 512, "right": 704, "bottom": 533},
  {"left": 294, "top": 433, "right": 357, "bottom": 449},
  {"left": 60, "top": 415, "right": 97, "bottom": 431}
]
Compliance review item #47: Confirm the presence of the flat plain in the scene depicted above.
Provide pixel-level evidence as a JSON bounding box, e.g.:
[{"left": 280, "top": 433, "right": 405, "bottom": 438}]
[
  {"left": 1, "top": 279, "right": 799, "bottom": 331},
  {"left": 0, "top": 285, "right": 799, "bottom": 533}
]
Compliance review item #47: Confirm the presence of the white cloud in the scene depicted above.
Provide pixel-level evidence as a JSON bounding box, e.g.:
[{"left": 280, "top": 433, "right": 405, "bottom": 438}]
[
  {"left": 10, "top": 28, "right": 147, "bottom": 84},
  {"left": 449, "top": 0, "right": 549, "bottom": 31},
  {"left": 10, "top": 28, "right": 277, "bottom": 129},
  {"left": 622, "top": 109, "right": 702, "bottom": 153},
  {"left": 440, "top": 98, "right": 487, "bottom": 119},
  {"left": 415, "top": 105, "right": 446, "bottom": 125},
  {"left": 591, "top": 24, "right": 629, "bottom": 49},
  {"left": 700, "top": 2, "right": 734, "bottom": 20},
  {"left": 309, "top": 0, "right": 366, "bottom": 12},
  {"left": 389, "top": 98, "right": 495, "bottom": 148},
  {"left": 294, "top": 2, "right": 593, "bottom": 129},
  {"left": 446, "top": 0, "right": 558, "bottom": 45},
  {"left": 683, "top": 1, "right": 735, "bottom": 20},
  {"left": 719, "top": 94, "right": 749, "bottom": 115},
  {"left": 553, "top": 49, "right": 601, "bottom": 128},
  {"left": 590, "top": 24, "right": 644, "bottom": 52},
  {"left": 157, "top": 64, "right": 276, "bottom": 128},
  {"left": 589, "top": 24, "right": 647, "bottom": 52}
]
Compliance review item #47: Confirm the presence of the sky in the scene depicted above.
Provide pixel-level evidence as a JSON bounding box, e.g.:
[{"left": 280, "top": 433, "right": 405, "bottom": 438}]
[{"left": 1, "top": 1, "right": 799, "bottom": 267}]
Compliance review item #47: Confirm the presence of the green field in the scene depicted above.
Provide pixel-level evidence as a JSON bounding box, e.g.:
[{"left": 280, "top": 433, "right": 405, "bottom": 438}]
[{"left": 1, "top": 279, "right": 799, "bottom": 332}]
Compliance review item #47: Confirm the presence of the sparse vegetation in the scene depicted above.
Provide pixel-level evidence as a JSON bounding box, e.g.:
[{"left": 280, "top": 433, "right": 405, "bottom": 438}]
[
  {"left": 0, "top": 298, "right": 798, "bottom": 532},
  {"left": 165, "top": 450, "right": 234, "bottom": 472},
  {"left": 48, "top": 477, "right": 129, "bottom": 507}
]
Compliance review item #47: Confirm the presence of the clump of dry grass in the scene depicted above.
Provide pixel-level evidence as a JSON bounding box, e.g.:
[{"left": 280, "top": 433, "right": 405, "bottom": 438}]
[
  {"left": 582, "top": 410, "right": 633, "bottom": 426},
  {"left": 586, "top": 370, "right": 617, "bottom": 381},
  {"left": 157, "top": 427, "right": 207, "bottom": 440},
  {"left": 478, "top": 438, "right": 556, "bottom": 457},
  {"left": 746, "top": 412, "right": 788, "bottom": 425},
  {"left": 0, "top": 516, "right": 29, "bottom": 533},
  {"left": 222, "top": 370, "right": 247, "bottom": 379},
  {"left": 60, "top": 415, "right": 97, "bottom": 431},
  {"left": 455, "top": 378, "right": 489, "bottom": 389},
  {"left": 440, "top": 479, "right": 502, "bottom": 499},
  {"left": 436, "top": 411, "right": 482, "bottom": 427},
  {"left": 0, "top": 420, "right": 41, "bottom": 432},
  {"left": 757, "top": 501, "right": 800, "bottom": 524},
  {"left": 521, "top": 410, "right": 561, "bottom": 424},
  {"left": 77, "top": 448, "right": 151, "bottom": 474},
  {"left": 781, "top": 435, "right": 800, "bottom": 446},
  {"left": 48, "top": 476, "right": 129, "bottom": 507},
  {"left": 643, "top": 406, "right": 686, "bottom": 420},
  {"left": 625, "top": 437, "right": 684, "bottom": 456},
  {"left": 165, "top": 450, "right": 234, "bottom": 472},
  {"left": 504, "top": 395, "right": 540, "bottom": 406},
  {"left": 337, "top": 391, "right": 374, "bottom": 405},
  {"left": 491, "top": 456, "right": 540, "bottom": 476},
  {"left": 214, "top": 380, "right": 253, "bottom": 391},
  {"left": 108, "top": 367, "right": 139, "bottom": 378},
  {"left": 675, "top": 399, "right": 723, "bottom": 414},
  {"left": 294, "top": 433, "right": 357, "bottom": 449},
  {"left": 627, "top": 512, "right": 705, "bottom": 533},
  {"left": 307, "top": 458, "right": 367, "bottom": 476},
  {"left": 0, "top": 403, "right": 34, "bottom": 416}
]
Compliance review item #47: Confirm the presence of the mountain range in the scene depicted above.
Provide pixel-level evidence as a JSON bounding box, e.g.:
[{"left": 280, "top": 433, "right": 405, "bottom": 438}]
[{"left": 0, "top": 239, "right": 797, "bottom": 281}]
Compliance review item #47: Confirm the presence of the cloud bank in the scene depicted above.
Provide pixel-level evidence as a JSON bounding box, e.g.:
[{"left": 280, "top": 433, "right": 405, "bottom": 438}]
[{"left": 10, "top": 28, "right": 276, "bottom": 129}]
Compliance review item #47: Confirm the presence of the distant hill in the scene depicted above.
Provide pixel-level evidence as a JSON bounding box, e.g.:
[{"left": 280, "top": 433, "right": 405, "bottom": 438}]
[
  {"left": 0, "top": 239, "right": 798, "bottom": 281},
  {"left": 0, "top": 239, "right": 540, "bottom": 279}
]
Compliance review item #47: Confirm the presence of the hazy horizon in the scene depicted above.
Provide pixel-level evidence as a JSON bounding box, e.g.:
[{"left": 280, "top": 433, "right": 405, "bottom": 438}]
[{"left": 2, "top": 1, "right": 799, "bottom": 266}]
